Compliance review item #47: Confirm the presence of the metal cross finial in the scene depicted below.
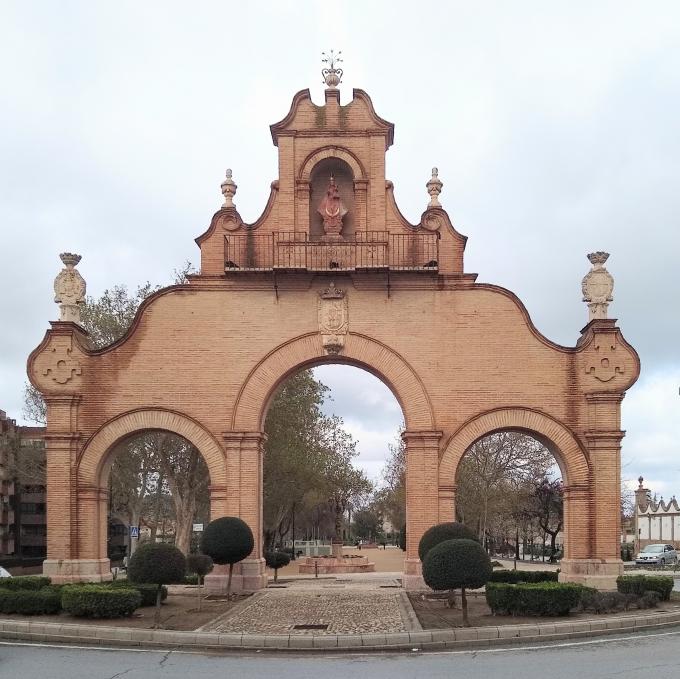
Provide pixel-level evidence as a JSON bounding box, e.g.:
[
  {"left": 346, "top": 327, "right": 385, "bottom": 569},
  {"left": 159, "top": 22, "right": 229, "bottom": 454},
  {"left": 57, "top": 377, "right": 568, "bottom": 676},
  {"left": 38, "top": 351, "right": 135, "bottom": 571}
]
[{"left": 322, "top": 49, "right": 343, "bottom": 88}]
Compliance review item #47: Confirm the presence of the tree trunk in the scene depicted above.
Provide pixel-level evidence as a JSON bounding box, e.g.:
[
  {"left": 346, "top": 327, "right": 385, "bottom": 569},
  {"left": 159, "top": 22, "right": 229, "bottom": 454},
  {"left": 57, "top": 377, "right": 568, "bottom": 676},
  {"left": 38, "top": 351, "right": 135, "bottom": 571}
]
[
  {"left": 154, "top": 584, "right": 163, "bottom": 628},
  {"left": 174, "top": 503, "right": 195, "bottom": 555},
  {"left": 274, "top": 568, "right": 278, "bottom": 583},
  {"left": 197, "top": 575, "right": 202, "bottom": 611},
  {"left": 461, "top": 587, "right": 469, "bottom": 626},
  {"left": 129, "top": 510, "right": 140, "bottom": 556},
  {"left": 446, "top": 589, "right": 457, "bottom": 608},
  {"left": 227, "top": 563, "right": 234, "bottom": 599}
]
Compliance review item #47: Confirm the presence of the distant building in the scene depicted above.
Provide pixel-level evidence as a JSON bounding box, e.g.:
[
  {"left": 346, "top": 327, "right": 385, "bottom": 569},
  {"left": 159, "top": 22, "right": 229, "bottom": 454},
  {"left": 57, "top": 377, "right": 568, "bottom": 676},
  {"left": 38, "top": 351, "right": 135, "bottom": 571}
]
[
  {"left": 0, "top": 410, "right": 46, "bottom": 563},
  {"left": 633, "top": 477, "right": 680, "bottom": 548}
]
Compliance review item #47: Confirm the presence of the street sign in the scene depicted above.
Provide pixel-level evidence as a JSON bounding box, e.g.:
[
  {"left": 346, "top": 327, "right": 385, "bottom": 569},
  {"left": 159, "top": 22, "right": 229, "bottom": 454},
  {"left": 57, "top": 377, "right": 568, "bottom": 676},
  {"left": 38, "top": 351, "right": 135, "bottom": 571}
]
[
  {"left": 129, "top": 526, "right": 139, "bottom": 538},
  {"left": 193, "top": 523, "right": 204, "bottom": 532}
]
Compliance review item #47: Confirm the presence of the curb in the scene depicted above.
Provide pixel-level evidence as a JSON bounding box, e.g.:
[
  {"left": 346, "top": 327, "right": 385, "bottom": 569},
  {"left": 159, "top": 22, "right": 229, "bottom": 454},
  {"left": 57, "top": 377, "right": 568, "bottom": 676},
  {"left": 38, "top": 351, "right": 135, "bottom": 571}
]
[{"left": 2, "top": 610, "right": 680, "bottom": 652}]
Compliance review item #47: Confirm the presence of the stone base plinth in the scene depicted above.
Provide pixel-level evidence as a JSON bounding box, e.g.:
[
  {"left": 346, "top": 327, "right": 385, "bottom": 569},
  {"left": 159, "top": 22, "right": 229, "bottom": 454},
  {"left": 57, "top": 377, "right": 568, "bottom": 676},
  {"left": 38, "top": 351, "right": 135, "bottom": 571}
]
[
  {"left": 297, "top": 555, "right": 375, "bottom": 574},
  {"left": 42, "top": 558, "right": 112, "bottom": 583},
  {"left": 559, "top": 558, "right": 623, "bottom": 590},
  {"left": 205, "top": 559, "right": 267, "bottom": 594}
]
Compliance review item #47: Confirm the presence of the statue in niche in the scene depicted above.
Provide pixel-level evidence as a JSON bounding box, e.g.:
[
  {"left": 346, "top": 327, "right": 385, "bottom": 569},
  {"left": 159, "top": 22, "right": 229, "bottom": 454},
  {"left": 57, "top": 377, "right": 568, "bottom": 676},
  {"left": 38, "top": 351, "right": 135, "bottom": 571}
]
[{"left": 317, "top": 175, "right": 347, "bottom": 240}]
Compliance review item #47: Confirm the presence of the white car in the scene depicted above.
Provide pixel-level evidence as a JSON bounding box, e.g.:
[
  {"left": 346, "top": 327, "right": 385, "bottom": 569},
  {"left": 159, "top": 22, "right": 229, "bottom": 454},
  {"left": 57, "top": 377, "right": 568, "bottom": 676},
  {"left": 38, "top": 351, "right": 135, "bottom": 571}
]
[
  {"left": 0, "top": 566, "right": 11, "bottom": 578},
  {"left": 635, "top": 543, "right": 677, "bottom": 566}
]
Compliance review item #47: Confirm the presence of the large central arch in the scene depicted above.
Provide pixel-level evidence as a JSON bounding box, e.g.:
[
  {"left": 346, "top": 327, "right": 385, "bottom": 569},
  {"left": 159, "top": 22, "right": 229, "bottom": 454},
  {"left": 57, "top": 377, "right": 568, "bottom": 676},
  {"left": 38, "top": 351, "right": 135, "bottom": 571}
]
[{"left": 233, "top": 332, "right": 436, "bottom": 432}]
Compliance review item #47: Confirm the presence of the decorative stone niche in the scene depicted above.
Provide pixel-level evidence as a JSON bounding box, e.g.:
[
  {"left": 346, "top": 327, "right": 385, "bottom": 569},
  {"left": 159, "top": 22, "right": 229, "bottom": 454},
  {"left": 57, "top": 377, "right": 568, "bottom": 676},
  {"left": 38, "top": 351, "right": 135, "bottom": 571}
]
[{"left": 309, "top": 157, "right": 355, "bottom": 240}]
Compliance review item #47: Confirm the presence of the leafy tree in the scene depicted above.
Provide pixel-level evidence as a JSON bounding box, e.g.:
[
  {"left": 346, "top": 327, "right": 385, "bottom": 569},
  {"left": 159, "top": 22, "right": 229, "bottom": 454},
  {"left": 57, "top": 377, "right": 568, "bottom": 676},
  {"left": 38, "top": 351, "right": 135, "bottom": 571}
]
[
  {"left": 263, "top": 371, "right": 330, "bottom": 550},
  {"left": 374, "top": 431, "right": 406, "bottom": 534},
  {"left": 200, "top": 517, "right": 254, "bottom": 598},
  {"left": 422, "top": 538, "right": 492, "bottom": 625},
  {"left": 128, "top": 542, "right": 186, "bottom": 627},
  {"left": 264, "top": 551, "right": 291, "bottom": 583},
  {"left": 529, "top": 478, "right": 563, "bottom": 562},
  {"left": 418, "top": 521, "right": 476, "bottom": 561},
  {"left": 186, "top": 553, "right": 213, "bottom": 610}
]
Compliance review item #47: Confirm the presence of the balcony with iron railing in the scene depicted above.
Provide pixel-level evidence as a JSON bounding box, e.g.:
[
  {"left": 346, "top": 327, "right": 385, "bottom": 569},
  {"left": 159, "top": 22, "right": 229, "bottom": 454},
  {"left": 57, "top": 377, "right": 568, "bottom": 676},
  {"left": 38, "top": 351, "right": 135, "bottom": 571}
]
[{"left": 224, "top": 231, "right": 439, "bottom": 273}]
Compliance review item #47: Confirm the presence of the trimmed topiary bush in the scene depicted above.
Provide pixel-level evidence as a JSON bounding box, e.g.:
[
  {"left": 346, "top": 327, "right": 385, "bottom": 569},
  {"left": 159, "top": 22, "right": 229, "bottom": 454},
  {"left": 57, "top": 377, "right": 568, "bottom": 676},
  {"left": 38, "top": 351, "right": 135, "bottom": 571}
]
[
  {"left": 418, "top": 522, "right": 476, "bottom": 562},
  {"left": 617, "top": 575, "right": 673, "bottom": 601},
  {"left": 265, "top": 551, "right": 291, "bottom": 583},
  {"left": 107, "top": 579, "right": 168, "bottom": 607},
  {"left": 201, "top": 517, "right": 254, "bottom": 598},
  {"left": 489, "top": 569, "right": 558, "bottom": 584},
  {"left": 0, "top": 586, "right": 62, "bottom": 615},
  {"left": 0, "top": 576, "right": 51, "bottom": 591},
  {"left": 186, "top": 553, "right": 214, "bottom": 610},
  {"left": 128, "top": 542, "right": 186, "bottom": 626},
  {"left": 62, "top": 585, "right": 141, "bottom": 618},
  {"left": 422, "top": 538, "right": 492, "bottom": 625},
  {"left": 486, "top": 582, "right": 583, "bottom": 616}
]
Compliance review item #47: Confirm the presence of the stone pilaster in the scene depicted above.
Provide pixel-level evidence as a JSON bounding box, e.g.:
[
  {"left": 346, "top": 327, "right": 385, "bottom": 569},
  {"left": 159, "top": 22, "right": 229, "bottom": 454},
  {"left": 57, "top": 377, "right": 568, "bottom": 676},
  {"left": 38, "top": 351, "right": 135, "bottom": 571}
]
[{"left": 403, "top": 430, "right": 442, "bottom": 590}]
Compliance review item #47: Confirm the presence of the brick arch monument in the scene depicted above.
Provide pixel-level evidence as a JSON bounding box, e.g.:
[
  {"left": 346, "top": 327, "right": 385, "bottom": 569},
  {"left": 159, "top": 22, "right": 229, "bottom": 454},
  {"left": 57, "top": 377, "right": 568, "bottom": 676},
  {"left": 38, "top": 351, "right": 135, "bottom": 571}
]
[{"left": 28, "top": 73, "right": 639, "bottom": 589}]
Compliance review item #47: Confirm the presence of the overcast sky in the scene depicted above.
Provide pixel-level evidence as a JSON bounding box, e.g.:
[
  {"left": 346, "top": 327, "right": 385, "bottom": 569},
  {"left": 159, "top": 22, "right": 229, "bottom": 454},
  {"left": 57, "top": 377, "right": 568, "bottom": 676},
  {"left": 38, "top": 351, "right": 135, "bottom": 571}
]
[{"left": 1, "top": 2, "right": 678, "bottom": 491}]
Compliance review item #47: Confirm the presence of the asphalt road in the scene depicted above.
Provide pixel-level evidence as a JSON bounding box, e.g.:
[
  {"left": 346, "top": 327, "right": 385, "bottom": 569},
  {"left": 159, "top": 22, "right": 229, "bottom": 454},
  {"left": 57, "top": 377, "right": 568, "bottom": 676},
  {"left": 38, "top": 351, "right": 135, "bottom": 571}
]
[{"left": 2, "top": 629, "right": 680, "bottom": 679}]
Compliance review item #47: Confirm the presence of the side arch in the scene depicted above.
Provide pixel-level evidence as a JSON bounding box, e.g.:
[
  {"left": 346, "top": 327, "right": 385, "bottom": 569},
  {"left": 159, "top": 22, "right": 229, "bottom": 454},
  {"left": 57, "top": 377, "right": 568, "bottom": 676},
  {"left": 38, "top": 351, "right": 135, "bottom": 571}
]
[
  {"left": 77, "top": 408, "right": 227, "bottom": 487},
  {"left": 299, "top": 146, "right": 366, "bottom": 182},
  {"left": 439, "top": 407, "right": 591, "bottom": 487},
  {"left": 232, "top": 332, "right": 436, "bottom": 431}
]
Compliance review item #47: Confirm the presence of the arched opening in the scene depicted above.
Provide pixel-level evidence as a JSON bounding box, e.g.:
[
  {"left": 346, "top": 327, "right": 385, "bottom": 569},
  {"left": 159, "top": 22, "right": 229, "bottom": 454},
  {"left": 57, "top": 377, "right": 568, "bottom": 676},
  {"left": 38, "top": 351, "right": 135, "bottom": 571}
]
[
  {"left": 103, "top": 430, "right": 210, "bottom": 564},
  {"left": 309, "top": 157, "right": 356, "bottom": 240},
  {"left": 455, "top": 430, "right": 564, "bottom": 564},
  {"left": 261, "top": 363, "right": 405, "bottom": 576}
]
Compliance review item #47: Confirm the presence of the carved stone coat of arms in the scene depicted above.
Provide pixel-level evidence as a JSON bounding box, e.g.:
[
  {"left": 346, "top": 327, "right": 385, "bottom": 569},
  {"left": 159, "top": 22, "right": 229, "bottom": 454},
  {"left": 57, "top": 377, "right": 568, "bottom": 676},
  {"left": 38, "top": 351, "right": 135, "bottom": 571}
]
[{"left": 318, "top": 282, "right": 348, "bottom": 355}]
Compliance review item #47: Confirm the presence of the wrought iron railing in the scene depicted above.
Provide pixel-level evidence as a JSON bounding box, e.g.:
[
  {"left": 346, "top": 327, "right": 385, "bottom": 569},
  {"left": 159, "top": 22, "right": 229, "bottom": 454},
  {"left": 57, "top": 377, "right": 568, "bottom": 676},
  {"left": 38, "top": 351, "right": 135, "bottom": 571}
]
[{"left": 224, "top": 231, "right": 438, "bottom": 272}]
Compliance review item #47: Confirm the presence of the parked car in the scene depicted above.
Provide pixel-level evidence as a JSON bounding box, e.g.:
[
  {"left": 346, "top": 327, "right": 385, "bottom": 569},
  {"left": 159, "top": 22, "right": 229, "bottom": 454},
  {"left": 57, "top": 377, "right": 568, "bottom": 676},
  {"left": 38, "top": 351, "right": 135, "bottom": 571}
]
[
  {"left": 635, "top": 543, "right": 677, "bottom": 565},
  {"left": 0, "top": 566, "right": 11, "bottom": 578}
]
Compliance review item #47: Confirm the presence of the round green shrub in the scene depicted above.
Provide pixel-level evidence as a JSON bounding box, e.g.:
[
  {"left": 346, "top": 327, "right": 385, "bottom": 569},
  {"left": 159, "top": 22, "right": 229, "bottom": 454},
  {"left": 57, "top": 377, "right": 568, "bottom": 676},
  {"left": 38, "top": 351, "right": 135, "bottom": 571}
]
[
  {"left": 418, "top": 522, "right": 476, "bottom": 562},
  {"left": 0, "top": 586, "right": 61, "bottom": 615},
  {"left": 62, "top": 585, "right": 142, "bottom": 618},
  {"left": 186, "top": 553, "right": 214, "bottom": 578},
  {"left": 200, "top": 517, "right": 254, "bottom": 565},
  {"left": 422, "top": 538, "right": 492, "bottom": 593},
  {"left": 107, "top": 579, "right": 168, "bottom": 607},
  {"left": 265, "top": 551, "right": 291, "bottom": 570},
  {"left": 0, "top": 576, "right": 51, "bottom": 591},
  {"left": 128, "top": 542, "right": 186, "bottom": 586}
]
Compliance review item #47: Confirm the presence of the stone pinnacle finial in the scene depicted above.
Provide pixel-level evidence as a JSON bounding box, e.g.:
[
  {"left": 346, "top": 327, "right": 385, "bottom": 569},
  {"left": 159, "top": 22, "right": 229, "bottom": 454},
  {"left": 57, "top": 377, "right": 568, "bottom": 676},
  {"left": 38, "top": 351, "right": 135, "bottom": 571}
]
[
  {"left": 638, "top": 476, "right": 644, "bottom": 488},
  {"left": 54, "top": 252, "right": 86, "bottom": 324},
  {"left": 321, "top": 49, "right": 343, "bottom": 89},
  {"left": 426, "top": 167, "right": 443, "bottom": 208},
  {"left": 581, "top": 251, "right": 614, "bottom": 321},
  {"left": 221, "top": 169, "right": 237, "bottom": 208}
]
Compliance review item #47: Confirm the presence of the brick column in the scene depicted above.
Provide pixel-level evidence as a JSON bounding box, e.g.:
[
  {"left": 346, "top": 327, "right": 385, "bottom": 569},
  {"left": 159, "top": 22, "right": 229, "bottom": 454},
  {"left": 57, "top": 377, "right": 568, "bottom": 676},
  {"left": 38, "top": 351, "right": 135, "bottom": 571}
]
[
  {"left": 42, "top": 395, "right": 107, "bottom": 582},
  {"left": 205, "top": 432, "right": 267, "bottom": 594},
  {"left": 403, "top": 430, "right": 442, "bottom": 589},
  {"left": 561, "top": 392, "right": 625, "bottom": 589},
  {"left": 438, "top": 484, "right": 456, "bottom": 523},
  {"left": 354, "top": 179, "right": 368, "bottom": 232}
]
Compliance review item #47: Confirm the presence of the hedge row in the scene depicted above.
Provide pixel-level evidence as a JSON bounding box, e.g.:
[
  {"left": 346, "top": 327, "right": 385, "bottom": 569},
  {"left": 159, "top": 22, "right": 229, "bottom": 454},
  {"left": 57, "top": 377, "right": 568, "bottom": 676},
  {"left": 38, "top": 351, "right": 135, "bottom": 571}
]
[
  {"left": 617, "top": 575, "right": 673, "bottom": 601},
  {"left": 0, "top": 586, "right": 62, "bottom": 614},
  {"left": 486, "top": 582, "right": 583, "bottom": 616},
  {"left": 62, "top": 585, "right": 142, "bottom": 618},
  {"left": 108, "top": 579, "right": 168, "bottom": 607},
  {"left": 488, "top": 570, "right": 558, "bottom": 584},
  {"left": 0, "top": 576, "right": 52, "bottom": 591}
]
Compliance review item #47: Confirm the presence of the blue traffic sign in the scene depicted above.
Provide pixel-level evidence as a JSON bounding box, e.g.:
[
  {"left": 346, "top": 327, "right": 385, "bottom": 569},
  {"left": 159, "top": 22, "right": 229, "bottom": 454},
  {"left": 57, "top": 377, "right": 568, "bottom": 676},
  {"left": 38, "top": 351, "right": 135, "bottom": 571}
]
[{"left": 129, "top": 526, "right": 139, "bottom": 538}]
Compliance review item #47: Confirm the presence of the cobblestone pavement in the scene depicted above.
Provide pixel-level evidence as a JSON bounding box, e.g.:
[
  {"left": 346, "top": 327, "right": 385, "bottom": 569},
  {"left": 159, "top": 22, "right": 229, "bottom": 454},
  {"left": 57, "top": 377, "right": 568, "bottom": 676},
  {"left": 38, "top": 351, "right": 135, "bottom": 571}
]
[{"left": 204, "top": 584, "right": 407, "bottom": 635}]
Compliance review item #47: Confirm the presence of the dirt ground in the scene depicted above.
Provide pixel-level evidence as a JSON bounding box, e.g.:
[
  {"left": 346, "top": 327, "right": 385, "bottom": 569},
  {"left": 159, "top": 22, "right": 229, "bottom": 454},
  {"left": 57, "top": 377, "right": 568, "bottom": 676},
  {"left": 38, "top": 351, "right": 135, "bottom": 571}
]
[
  {"left": 1, "top": 589, "right": 250, "bottom": 631},
  {"left": 408, "top": 590, "right": 680, "bottom": 629}
]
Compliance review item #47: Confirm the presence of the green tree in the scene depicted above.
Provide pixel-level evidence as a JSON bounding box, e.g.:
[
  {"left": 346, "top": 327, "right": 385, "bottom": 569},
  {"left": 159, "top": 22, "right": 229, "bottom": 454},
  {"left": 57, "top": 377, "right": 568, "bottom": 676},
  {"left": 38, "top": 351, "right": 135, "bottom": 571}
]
[
  {"left": 529, "top": 478, "right": 563, "bottom": 562},
  {"left": 128, "top": 542, "right": 186, "bottom": 627},
  {"left": 352, "top": 507, "right": 385, "bottom": 542},
  {"left": 422, "top": 538, "right": 492, "bottom": 625},
  {"left": 201, "top": 517, "right": 254, "bottom": 598}
]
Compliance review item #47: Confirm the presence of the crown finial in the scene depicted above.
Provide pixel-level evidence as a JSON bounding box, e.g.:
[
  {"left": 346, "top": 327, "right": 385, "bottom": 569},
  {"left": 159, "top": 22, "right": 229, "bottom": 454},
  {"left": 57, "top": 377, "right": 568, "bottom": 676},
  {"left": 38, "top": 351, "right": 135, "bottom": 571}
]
[
  {"left": 426, "top": 167, "right": 443, "bottom": 208},
  {"left": 221, "top": 169, "right": 237, "bottom": 208},
  {"left": 581, "top": 251, "right": 614, "bottom": 321},
  {"left": 54, "top": 252, "right": 86, "bottom": 324},
  {"left": 321, "top": 49, "right": 343, "bottom": 89}
]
